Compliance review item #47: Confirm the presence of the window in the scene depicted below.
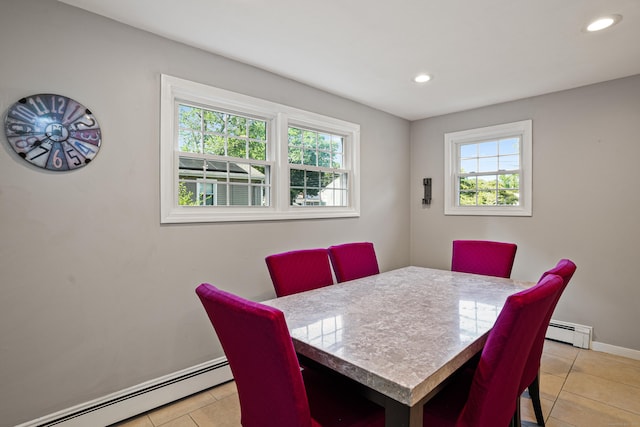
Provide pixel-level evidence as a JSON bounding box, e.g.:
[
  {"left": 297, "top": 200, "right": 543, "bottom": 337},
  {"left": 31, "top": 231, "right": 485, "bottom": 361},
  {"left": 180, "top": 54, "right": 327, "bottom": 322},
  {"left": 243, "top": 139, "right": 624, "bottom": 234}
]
[
  {"left": 444, "top": 120, "right": 532, "bottom": 216},
  {"left": 160, "top": 75, "right": 360, "bottom": 223}
]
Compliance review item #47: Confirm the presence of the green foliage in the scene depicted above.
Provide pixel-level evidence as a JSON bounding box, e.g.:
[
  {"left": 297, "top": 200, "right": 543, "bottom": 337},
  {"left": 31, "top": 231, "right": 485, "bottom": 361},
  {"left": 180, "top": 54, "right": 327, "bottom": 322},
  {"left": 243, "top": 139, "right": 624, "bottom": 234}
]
[
  {"left": 178, "top": 182, "right": 198, "bottom": 206},
  {"left": 459, "top": 174, "right": 519, "bottom": 206},
  {"left": 178, "top": 104, "right": 267, "bottom": 160},
  {"left": 287, "top": 127, "right": 342, "bottom": 169}
]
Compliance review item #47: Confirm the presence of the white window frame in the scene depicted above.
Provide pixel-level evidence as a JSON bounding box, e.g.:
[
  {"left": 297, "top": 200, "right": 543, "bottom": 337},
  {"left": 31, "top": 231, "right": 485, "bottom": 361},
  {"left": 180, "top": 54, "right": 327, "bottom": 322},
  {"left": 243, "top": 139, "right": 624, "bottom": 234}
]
[
  {"left": 160, "top": 74, "right": 360, "bottom": 223},
  {"left": 444, "top": 120, "right": 532, "bottom": 216}
]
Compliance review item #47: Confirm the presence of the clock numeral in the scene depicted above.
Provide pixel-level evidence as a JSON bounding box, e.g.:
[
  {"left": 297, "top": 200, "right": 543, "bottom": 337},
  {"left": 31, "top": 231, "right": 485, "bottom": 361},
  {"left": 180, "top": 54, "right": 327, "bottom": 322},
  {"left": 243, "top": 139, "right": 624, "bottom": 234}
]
[
  {"left": 54, "top": 95, "right": 67, "bottom": 114},
  {"left": 72, "top": 117, "right": 96, "bottom": 130},
  {"left": 7, "top": 122, "right": 35, "bottom": 135},
  {"left": 66, "top": 148, "right": 82, "bottom": 166},
  {"left": 28, "top": 96, "right": 50, "bottom": 116},
  {"left": 51, "top": 149, "right": 64, "bottom": 169},
  {"left": 11, "top": 104, "right": 38, "bottom": 123},
  {"left": 63, "top": 102, "right": 85, "bottom": 126},
  {"left": 72, "top": 139, "right": 96, "bottom": 157},
  {"left": 28, "top": 144, "right": 50, "bottom": 161}
]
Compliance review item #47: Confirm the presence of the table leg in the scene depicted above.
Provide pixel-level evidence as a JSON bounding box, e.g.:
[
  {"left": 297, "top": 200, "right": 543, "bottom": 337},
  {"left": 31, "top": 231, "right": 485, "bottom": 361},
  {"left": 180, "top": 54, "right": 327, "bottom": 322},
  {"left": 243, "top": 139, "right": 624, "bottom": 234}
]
[{"left": 384, "top": 397, "right": 423, "bottom": 427}]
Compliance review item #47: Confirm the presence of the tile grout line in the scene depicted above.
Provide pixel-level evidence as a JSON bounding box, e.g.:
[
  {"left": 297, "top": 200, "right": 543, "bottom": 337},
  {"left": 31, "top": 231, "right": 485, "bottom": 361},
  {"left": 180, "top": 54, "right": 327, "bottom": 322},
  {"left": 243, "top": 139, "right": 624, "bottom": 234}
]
[{"left": 544, "top": 347, "right": 582, "bottom": 423}]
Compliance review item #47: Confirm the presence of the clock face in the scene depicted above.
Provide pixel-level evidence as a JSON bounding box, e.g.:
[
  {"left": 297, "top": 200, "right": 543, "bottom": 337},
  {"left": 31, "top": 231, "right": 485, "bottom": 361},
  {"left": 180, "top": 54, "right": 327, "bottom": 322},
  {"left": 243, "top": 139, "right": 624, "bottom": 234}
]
[{"left": 4, "top": 94, "right": 101, "bottom": 171}]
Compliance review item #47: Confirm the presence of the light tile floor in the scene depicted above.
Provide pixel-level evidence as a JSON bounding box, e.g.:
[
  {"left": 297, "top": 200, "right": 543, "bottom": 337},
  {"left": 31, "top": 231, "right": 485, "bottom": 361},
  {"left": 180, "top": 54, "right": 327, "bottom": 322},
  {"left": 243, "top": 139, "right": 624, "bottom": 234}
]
[{"left": 112, "top": 340, "right": 640, "bottom": 427}]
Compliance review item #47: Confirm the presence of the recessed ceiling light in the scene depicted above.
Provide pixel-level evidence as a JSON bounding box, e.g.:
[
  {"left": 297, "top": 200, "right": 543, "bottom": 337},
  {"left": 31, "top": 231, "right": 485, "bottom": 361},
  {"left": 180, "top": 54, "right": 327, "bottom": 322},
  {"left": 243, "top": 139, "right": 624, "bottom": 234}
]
[
  {"left": 586, "top": 14, "right": 622, "bottom": 32},
  {"left": 414, "top": 74, "right": 432, "bottom": 83}
]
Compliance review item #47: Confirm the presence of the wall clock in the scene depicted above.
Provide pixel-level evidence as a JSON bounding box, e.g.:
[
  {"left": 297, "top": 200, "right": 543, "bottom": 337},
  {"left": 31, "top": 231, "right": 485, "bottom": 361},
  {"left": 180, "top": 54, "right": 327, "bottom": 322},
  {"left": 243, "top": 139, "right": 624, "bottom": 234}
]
[{"left": 4, "top": 93, "right": 101, "bottom": 171}]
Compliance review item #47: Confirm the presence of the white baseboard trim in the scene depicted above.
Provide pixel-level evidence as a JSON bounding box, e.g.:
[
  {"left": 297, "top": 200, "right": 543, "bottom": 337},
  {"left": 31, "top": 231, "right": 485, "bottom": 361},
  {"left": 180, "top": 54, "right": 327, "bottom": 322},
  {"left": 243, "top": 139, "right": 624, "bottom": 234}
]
[
  {"left": 592, "top": 341, "right": 640, "bottom": 361},
  {"left": 16, "top": 357, "right": 232, "bottom": 427}
]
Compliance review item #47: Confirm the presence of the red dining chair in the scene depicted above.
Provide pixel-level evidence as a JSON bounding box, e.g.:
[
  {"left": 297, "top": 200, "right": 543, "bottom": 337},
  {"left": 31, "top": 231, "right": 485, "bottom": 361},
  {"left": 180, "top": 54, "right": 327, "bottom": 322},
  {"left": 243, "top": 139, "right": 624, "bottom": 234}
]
[
  {"left": 328, "top": 242, "right": 380, "bottom": 283},
  {"left": 451, "top": 240, "right": 518, "bottom": 278},
  {"left": 195, "top": 283, "right": 384, "bottom": 427},
  {"left": 266, "top": 248, "right": 334, "bottom": 297},
  {"left": 422, "top": 273, "right": 565, "bottom": 427},
  {"left": 522, "top": 259, "right": 577, "bottom": 426}
]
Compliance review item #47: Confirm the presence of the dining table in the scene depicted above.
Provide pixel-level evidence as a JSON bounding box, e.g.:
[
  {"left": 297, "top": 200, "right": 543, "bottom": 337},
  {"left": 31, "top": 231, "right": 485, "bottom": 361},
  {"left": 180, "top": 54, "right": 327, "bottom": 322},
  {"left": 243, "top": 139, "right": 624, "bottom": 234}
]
[{"left": 262, "top": 266, "right": 532, "bottom": 427}]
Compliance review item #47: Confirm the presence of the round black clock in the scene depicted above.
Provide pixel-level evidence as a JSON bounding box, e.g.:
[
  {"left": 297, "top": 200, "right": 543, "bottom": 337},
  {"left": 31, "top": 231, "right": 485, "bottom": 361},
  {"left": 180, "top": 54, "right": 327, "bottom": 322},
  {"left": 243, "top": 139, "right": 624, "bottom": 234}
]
[{"left": 4, "top": 94, "right": 101, "bottom": 171}]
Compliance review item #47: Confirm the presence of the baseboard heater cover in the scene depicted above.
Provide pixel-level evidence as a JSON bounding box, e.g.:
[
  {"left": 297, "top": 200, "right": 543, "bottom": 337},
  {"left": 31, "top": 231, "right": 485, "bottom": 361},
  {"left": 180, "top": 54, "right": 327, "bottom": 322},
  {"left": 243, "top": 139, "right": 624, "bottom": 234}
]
[
  {"left": 545, "top": 319, "right": 592, "bottom": 349},
  {"left": 16, "top": 357, "right": 232, "bottom": 427}
]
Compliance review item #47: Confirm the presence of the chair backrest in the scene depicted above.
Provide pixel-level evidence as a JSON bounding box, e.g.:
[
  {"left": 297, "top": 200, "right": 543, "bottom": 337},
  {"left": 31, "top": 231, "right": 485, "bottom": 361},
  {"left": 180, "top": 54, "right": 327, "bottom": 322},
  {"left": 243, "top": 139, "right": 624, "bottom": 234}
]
[
  {"left": 457, "top": 274, "right": 564, "bottom": 427},
  {"left": 328, "top": 242, "right": 380, "bottom": 283},
  {"left": 451, "top": 240, "right": 517, "bottom": 278},
  {"left": 520, "top": 259, "right": 577, "bottom": 392},
  {"left": 195, "top": 283, "right": 313, "bottom": 427},
  {"left": 265, "top": 248, "right": 334, "bottom": 297}
]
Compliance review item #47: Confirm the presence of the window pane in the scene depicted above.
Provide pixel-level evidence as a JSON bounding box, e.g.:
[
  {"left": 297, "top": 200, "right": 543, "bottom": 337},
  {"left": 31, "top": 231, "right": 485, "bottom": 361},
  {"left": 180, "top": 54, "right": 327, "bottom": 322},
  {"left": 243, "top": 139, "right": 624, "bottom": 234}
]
[
  {"left": 318, "top": 151, "right": 332, "bottom": 168},
  {"left": 478, "top": 175, "right": 497, "bottom": 189},
  {"left": 478, "top": 141, "right": 497, "bottom": 156},
  {"left": 229, "top": 184, "right": 249, "bottom": 206},
  {"left": 460, "top": 143, "right": 476, "bottom": 158},
  {"left": 248, "top": 119, "right": 266, "bottom": 141},
  {"left": 332, "top": 135, "right": 343, "bottom": 153},
  {"left": 498, "top": 174, "right": 519, "bottom": 189},
  {"left": 204, "top": 110, "right": 225, "bottom": 133},
  {"left": 178, "top": 180, "right": 198, "bottom": 206},
  {"left": 290, "top": 168, "right": 304, "bottom": 187},
  {"left": 251, "top": 186, "right": 267, "bottom": 206},
  {"left": 251, "top": 165, "right": 266, "bottom": 181},
  {"left": 459, "top": 176, "right": 476, "bottom": 191},
  {"left": 321, "top": 172, "right": 336, "bottom": 189},
  {"left": 459, "top": 191, "right": 476, "bottom": 206},
  {"left": 217, "top": 183, "right": 227, "bottom": 205},
  {"left": 332, "top": 153, "right": 343, "bottom": 168},
  {"left": 499, "top": 154, "right": 519, "bottom": 170},
  {"left": 248, "top": 140, "right": 266, "bottom": 160},
  {"left": 203, "top": 134, "right": 225, "bottom": 155},
  {"left": 306, "top": 170, "right": 321, "bottom": 189},
  {"left": 478, "top": 156, "right": 498, "bottom": 172},
  {"left": 289, "top": 127, "right": 302, "bottom": 147},
  {"left": 289, "top": 147, "right": 303, "bottom": 164},
  {"left": 227, "top": 116, "right": 246, "bottom": 137},
  {"left": 303, "top": 149, "right": 317, "bottom": 166},
  {"left": 179, "top": 130, "right": 201, "bottom": 153},
  {"left": 477, "top": 190, "right": 497, "bottom": 205},
  {"left": 498, "top": 190, "right": 519, "bottom": 206},
  {"left": 318, "top": 133, "right": 331, "bottom": 151},
  {"left": 303, "top": 130, "right": 316, "bottom": 148},
  {"left": 228, "top": 138, "right": 246, "bottom": 158},
  {"left": 232, "top": 163, "right": 251, "bottom": 185},
  {"left": 499, "top": 137, "right": 519, "bottom": 155},
  {"left": 198, "top": 182, "right": 215, "bottom": 206},
  {"left": 178, "top": 156, "right": 206, "bottom": 177},
  {"left": 460, "top": 158, "right": 476, "bottom": 173},
  {"left": 179, "top": 105, "right": 201, "bottom": 130}
]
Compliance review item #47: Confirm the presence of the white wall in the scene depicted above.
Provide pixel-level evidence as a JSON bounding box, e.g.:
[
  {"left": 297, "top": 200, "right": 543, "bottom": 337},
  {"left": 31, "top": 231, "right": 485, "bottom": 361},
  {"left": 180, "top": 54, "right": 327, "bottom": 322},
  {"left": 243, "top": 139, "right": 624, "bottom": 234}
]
[
  {"left": 0, "top": 1, "right": 410, "bottom": 425},
  {"left": 410, "top": 74, "right": 640, "bottom": 351}
]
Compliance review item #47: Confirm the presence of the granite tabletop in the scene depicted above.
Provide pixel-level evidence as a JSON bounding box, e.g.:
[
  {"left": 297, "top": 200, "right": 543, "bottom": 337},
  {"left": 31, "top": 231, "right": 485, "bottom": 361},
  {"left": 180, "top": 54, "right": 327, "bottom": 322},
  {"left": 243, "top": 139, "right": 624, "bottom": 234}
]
[{"left": 263, "top": 266, "right": 531, "bottom": 407}]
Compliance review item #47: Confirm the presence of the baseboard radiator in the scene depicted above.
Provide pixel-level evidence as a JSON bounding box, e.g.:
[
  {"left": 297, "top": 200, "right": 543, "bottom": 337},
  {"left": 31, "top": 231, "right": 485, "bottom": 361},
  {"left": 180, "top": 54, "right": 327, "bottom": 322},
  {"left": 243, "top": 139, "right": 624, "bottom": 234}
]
[
  {"left": 17, "top": 358, "right": 232, "bottom": 427},
  {"left": 545, "top": 319, "right": 592, "bottom": 349}
]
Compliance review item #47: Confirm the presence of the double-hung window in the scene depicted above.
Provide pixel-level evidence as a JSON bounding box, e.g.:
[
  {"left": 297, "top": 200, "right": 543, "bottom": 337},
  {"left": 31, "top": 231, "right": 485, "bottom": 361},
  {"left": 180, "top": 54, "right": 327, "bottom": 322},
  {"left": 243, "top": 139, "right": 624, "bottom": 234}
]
[
  {"left": 160, "top": 75, "right": 360, "bottom": 223},
  {"left": 444, "top": 120, "right": 532, "bottom": 216}
]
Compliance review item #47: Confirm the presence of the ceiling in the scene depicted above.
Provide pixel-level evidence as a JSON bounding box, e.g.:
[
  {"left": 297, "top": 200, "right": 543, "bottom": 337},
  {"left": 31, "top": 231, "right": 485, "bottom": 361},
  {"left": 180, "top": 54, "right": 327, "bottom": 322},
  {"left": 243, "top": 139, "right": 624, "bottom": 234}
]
[{"left": 58, "top": 0, "right": 640, "bottom": 121}]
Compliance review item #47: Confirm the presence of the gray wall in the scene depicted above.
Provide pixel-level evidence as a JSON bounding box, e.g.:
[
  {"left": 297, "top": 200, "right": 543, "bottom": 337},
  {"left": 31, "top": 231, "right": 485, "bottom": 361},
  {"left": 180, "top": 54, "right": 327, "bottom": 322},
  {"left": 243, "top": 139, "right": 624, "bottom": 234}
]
[
  {"left": 0, "top": 1, "right": 410, "bottom": 425},
  {"left": 410, "top": 74, "right": 640, "bottom": 351}
]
